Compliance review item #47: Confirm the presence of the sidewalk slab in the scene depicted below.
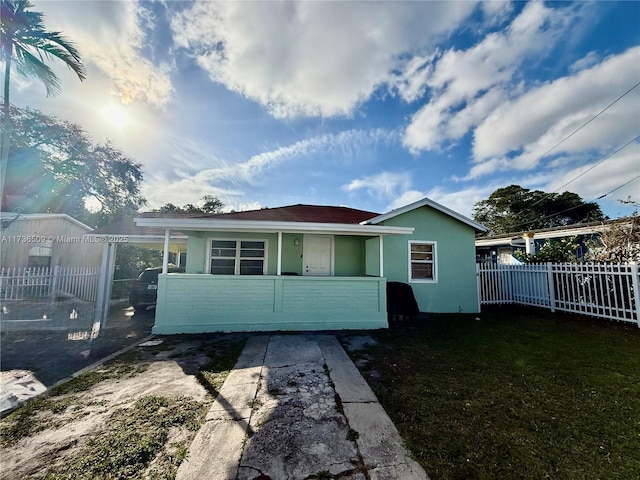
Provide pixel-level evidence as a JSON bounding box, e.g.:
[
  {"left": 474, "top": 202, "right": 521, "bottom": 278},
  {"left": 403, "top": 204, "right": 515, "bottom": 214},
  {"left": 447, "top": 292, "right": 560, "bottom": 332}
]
[
  {"left": 317, "top": 335, "right": 377, "bottom": 403},
  {"left": 343, "top": 402, "right": 426, "bottom": 479},
  {"left": 178, "top": 333, "right": 429, "bottom": 480},
  {"left": 176, "top": 416, "right": 248, "bottom": 480}
]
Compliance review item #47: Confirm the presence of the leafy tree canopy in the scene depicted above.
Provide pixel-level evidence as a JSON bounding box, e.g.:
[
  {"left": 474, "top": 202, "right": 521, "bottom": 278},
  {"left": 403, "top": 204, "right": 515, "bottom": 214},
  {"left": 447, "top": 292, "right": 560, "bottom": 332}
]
[
  {"left": 473, "top": 185, "right": 606, "bottom": 236},
  {"left": 156, "top": 195, "right": 224, "bottom": 214},
  {"left": 514, "top": 237, "right": 580, "bottom": 264},
  {"left": 585, "top": 216, "right": 640, "bottom": 263},
  {"left": 2, "top": 106, "right": 146, "bottom": 226}
]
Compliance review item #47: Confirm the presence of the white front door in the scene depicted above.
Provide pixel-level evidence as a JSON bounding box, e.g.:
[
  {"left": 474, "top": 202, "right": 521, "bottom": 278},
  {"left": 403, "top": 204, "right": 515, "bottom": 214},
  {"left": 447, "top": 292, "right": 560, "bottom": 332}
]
[{"left": 303, "top": 234, "right": 333, "bottom": 276}]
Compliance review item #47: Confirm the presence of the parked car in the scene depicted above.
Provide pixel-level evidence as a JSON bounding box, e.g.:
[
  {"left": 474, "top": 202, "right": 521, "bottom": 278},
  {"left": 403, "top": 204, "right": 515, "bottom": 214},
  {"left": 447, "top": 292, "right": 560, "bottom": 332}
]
[{"left": 129, "top": 267, "right": 184, "bottom": 311}]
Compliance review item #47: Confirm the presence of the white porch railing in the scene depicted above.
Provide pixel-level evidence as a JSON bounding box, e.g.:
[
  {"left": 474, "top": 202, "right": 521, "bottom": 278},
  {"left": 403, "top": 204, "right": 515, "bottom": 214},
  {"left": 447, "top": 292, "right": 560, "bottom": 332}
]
[
  {"left": 0, "top": 266, "right": 100, "bottom": 302},
  {"left": 477, "top": 262, "right": 640, "bottom": 326}
]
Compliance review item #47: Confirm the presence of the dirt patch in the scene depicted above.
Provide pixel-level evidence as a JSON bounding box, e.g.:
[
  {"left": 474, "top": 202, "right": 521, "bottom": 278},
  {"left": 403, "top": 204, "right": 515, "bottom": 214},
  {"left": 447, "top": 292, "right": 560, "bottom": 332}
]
[{"left": 0, "top": 333, "right": 247, "bottom": 480}]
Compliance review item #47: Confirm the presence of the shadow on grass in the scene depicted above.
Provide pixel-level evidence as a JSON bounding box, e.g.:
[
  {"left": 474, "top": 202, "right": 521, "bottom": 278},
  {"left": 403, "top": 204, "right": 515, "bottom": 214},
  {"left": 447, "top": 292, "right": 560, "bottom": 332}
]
[
  {"left": 1, "top": 333, "right": 247, "bottom": 480},
  {"left": 343, "top": 306, "right": 640, "bottom": 480}
]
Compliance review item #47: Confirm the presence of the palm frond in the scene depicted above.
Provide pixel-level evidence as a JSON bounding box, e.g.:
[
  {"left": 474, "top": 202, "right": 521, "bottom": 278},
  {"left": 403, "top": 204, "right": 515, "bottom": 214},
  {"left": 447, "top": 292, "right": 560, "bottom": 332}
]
[{"left": 15, "top": 48, "right": 61, "bottom": 96}]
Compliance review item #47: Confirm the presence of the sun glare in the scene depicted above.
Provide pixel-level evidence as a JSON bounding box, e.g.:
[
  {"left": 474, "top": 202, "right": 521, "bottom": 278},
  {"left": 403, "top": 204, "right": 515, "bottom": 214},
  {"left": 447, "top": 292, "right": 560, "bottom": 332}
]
[{"left": 103, "top": 105, "right": 129, "bottom": 126}]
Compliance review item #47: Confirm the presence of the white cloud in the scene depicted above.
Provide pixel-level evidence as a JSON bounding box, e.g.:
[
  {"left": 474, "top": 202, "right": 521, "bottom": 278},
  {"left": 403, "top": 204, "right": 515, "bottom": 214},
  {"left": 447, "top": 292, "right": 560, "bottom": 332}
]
[
  {"left": 143, "top": 128, "right": 397, "bottom": 208},
  {"left": 470, "top": 46, "right": 640, "bottom": 177},
  {"left": 36, "top": 1, "right": 173, "bottom": 108},
  {"left": 343, "top": 172, "right": 412, "bottom": 199},
  {"left": 569, "top": 50, "right": 601, "bottom": 73},
  {"left": 403, "top": 1, "right": 575, "bottom": 152},
  {"left": 387, "top": 190, "right": 426, "bottom": 211},
  {"left": 543, "top": 142, "right": 640, "bottom": 204},
  {"left": 171, "top": 1, "right": 478, "bottom": 118}
]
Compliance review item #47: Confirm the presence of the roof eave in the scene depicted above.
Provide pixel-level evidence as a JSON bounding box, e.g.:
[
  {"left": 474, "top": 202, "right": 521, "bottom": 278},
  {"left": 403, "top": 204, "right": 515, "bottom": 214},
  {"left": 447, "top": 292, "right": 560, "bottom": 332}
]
[
  {"left": 364, "top": 197, "right": 489, "bottom": 232},
  {"left": 134, "top": 217, "right": 414, "bottom": 236}
]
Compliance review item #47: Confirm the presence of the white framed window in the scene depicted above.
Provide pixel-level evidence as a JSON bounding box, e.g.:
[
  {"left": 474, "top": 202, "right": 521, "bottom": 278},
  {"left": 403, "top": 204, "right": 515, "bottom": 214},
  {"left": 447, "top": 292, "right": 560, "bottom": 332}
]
[
  {"left": 408, "top": 241, "right": 437, "bottom": 283},
  {"left": 209, "top": 239, "right": 267, "bottom": 275}
]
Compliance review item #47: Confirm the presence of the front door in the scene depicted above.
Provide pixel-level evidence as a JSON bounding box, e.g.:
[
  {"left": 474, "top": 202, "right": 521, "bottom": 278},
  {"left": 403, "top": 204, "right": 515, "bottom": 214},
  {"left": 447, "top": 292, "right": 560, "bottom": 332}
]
[{"left": 302, "top": 234, "right": 333, "bottom": 276}]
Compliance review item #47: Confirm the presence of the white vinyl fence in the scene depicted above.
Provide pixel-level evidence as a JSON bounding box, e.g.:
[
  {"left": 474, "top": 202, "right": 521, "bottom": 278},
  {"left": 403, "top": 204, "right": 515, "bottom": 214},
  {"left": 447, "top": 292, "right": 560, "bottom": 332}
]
[
  {"left": 0, "top": 266, "right": 100, "bottom": 302},
  {"left": 477, "top": 262, "right": 640, "bottom": 327}
]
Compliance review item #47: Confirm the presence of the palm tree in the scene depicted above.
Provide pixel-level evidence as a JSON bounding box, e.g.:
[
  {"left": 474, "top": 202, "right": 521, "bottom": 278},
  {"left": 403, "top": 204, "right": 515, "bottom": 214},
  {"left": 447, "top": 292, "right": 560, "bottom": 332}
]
[{"left": 1, "top": 0, "right": 86, "bottom": 202}]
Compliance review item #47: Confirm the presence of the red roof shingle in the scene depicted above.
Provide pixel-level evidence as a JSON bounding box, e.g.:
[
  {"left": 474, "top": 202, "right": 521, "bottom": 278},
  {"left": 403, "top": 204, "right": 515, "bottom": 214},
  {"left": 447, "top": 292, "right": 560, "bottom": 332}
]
[{"left": 137, "top": 204, "right": 380, "bottom": 224}]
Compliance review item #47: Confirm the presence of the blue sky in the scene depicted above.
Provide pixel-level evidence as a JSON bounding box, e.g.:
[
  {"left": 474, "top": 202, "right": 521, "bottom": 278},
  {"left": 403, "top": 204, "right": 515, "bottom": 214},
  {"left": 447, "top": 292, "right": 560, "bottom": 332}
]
[{"left": 10, "top": 1, "right": 640, "bottom": 221}]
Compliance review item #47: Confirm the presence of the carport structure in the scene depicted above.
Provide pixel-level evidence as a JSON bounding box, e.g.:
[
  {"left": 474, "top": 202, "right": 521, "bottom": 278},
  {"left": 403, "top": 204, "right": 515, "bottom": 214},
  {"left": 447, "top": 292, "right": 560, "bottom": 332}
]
[{"left": 87, "top": 218, "right": 187, "bottom": 325}]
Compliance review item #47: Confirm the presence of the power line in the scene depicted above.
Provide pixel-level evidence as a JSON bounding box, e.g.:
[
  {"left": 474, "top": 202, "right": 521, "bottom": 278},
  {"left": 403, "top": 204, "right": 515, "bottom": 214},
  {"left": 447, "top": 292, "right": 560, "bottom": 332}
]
[
  {"left": 543, "top": 135, "right": 639, "bottom": 196},
  {"left": 521, "top": 80, "right": 640, "bottom": 171},
  {"left": 511, "top": 134, "right": 639, "bottom": 220},
  {"left": 595, "top": 173, "right": 640, "bottom": 200},
  {"left": 509, "top": 174, "right": 640, "bottom": 231}
]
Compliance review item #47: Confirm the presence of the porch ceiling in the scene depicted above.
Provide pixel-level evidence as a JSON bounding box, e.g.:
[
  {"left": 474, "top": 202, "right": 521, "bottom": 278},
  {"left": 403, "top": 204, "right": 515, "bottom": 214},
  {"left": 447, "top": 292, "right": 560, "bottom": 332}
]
[{"left": 133, "top": 218, "right": 414, "bottom": 236}]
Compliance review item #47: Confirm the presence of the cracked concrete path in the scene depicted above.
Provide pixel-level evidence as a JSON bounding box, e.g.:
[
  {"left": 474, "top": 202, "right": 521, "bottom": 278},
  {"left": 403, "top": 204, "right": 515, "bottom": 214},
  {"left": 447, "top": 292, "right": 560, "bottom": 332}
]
[{"left": 176, "top": 334, "right": 427, "bottom": 480}]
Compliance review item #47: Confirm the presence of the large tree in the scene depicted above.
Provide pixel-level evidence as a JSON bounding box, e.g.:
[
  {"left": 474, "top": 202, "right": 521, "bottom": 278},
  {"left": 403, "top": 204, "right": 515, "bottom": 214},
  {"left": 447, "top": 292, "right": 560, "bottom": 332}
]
[
  {"left": 156, "top": 195, "right": 224, "bottom": 214},
  {"left": 3, "top": 106, "right": 145, "bottom": 226},
  {"left": 473, "top": 185, "right": 606, "bottom": 235},
  {"left": 1, "top": 0, "right": 86, "bottom": 197}
]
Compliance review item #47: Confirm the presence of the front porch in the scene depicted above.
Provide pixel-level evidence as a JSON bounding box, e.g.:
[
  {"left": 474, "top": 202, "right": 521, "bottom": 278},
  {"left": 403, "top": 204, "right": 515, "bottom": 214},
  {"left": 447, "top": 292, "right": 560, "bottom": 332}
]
[{"left": 153, "top": 274, "right": 388, "bottom": 333}]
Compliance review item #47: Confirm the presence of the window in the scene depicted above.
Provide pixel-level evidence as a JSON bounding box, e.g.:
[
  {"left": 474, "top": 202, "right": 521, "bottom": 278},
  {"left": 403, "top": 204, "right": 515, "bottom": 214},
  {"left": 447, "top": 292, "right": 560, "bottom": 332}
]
[
  {"left": 409, "top": 241, "right": 437, "bottom": 282},
  {"left": 209, "top": 239, "right": 266, "bottom": 275}
]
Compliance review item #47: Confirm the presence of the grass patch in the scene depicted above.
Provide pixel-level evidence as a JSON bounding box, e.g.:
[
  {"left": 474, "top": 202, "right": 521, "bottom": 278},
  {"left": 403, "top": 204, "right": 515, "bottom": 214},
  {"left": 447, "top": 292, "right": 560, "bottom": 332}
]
[
  {"left": 196, "top": 337, "right": 246, "bottom": 396},
  {"left": 0, "top": 396, "right": 80, "bottom": 447},
  {"left": 35, "top": 395, "right": 208, "bottom": 479},
  {"left": 348, "top": 307, "right": 640, "bottom": 479}
]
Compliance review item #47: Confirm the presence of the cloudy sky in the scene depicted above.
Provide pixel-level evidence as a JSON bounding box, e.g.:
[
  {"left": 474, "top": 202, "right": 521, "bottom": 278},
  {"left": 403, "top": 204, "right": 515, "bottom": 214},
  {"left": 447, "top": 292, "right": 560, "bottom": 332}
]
[{"left": 9, "top": 1, "right": 640, "bottom": 220}]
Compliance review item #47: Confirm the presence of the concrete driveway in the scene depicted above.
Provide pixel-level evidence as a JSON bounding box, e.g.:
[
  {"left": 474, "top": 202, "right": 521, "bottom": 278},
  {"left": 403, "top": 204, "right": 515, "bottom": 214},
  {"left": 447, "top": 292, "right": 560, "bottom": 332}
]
[{"left": 1, "top": 302, "right": 154, "bottom": 412}]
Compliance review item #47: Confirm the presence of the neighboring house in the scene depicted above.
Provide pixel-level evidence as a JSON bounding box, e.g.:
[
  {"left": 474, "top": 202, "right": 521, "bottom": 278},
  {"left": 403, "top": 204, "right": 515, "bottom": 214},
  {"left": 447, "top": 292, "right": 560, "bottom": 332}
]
[
  {"left": 475, "top": 218, "right": 633, "bottom": 265},
  {"left": 0, "top": 213, "right": 103, "bottom": 269},
  {"left": 133, "top": 199, "right": 488, "bottom": 333}
]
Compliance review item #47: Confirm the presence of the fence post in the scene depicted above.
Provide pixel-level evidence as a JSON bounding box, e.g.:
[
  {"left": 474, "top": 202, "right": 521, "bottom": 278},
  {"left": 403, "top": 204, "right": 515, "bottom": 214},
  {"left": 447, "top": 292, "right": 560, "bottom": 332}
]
[
  {"left": 50, "top": 266, "right": 60, "bottom": 304},
  {"left": 630, "top": 263, "right": 640, "bottom": 328},
  {"left": 476, "top": 263, "right": 481, "bottom": 312},
  {"left": 546, "top": 262, "right": 556, "bottom": 313}
]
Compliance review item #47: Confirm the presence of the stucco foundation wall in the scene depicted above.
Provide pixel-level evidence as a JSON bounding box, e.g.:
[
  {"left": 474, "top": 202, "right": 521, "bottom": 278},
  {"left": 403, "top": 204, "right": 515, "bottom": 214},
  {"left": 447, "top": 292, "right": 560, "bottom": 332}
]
[{"left": 153, "top": 274, "right": 388, "bottom": 333}]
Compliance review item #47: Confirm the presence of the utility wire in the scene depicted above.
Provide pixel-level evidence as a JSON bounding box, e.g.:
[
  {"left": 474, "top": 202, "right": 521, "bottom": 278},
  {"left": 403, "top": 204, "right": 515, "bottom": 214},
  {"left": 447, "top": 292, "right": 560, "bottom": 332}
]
[
  {"left": 595, "top": 173, "right": 640, "bottom": 200},
  {"left": 510, "top": 134, "right": 639, "bottom": 220},
  {"left": 509, "top": 174, "right": 640, "bottom": 231},
  {"left": 521, "top": 80, "right": 640, "bottom": 171},
  {"left": 542, "top": 135, "right": 639, "bottom": 197}
]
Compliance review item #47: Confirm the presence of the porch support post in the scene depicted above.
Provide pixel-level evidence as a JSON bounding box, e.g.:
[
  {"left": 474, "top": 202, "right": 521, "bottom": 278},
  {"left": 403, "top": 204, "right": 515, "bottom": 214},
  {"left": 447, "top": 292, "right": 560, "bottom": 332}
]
[
  {"left": 379, "top": 235, "right": 384, "bottom": 277},
  {"left": 162, "top": 229, "right": 170, "bottom": 274},
  {"left": 95, "top": 241, "right": 117, "bottom": 328},
  {"left": 277, "top": 231, "right": 283, "bottom": 275}
]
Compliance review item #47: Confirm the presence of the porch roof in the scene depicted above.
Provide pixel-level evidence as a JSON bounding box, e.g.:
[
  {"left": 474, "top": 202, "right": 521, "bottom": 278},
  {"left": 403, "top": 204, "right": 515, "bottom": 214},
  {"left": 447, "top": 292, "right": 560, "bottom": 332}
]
[{"left": 133, "top": 216, "right": 414, "bottom": 236}]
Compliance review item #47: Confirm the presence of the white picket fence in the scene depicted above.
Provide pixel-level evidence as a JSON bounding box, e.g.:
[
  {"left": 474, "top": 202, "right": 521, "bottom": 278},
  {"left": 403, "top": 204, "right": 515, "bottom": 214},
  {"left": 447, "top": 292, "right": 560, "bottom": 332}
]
[
  {"left": 0, "top": 266, "right": 100, "bottom": 302},
  {"left": 477, "top": 262, "right": 640, "bottom": 326}
]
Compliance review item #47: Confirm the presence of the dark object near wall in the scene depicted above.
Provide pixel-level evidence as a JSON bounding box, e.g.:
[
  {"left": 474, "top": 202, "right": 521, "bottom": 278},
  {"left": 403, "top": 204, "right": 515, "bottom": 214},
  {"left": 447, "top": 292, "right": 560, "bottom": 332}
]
[{"left": 386, "top": 281, "right": 419, "bottom": 321}]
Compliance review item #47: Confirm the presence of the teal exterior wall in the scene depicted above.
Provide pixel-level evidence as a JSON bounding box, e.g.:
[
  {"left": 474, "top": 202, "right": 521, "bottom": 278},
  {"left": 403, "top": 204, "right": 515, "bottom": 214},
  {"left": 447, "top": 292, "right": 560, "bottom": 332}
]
[
  {"left": 365, "top": 237, "right": 381, "bottom": 276},
  {"left": 184, "top": 232, "right": 366, "bottom": 277},
  {"left": 281, "top": 233, "right": 303, "bottom": 274},
  {"left": 381, "top": 207, "right": 480, "bottom": 313},
  {"left": 334, "top": 236, "right": 366, "bottom": 276},
  {"left": 185, "top": 231, "right": 279, "bottom": 274},
  {"left": 153, "top": 274, "right": 387, "bottom": 333}
]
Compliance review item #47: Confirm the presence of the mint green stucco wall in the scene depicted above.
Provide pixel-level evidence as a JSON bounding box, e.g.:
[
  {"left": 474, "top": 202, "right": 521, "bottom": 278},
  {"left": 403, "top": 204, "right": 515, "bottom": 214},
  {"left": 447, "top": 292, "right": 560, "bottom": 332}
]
[
  {"left": 365, "top": 237, "right": 381, "bottom": 276},
  {"left": 381, "top": 208, "right": 480, "bottom": 313},
  {"left": 334, "top": 236, "right": 366, "bottom": 276},
  {"left": 184, "top": 231, "right": 279, "bottom": 274},
  {"left": 154, "top": 274, "right": 387, "bottom": 333},
  {"left": 184, "top": 232, "right": 366, "bottom": 276}
]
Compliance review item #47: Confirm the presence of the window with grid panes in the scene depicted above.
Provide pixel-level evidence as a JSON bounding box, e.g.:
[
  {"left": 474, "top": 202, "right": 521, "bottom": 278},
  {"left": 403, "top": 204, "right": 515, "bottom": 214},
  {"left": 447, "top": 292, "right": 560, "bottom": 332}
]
[
  {"left": 209, "top": 240, "right": 266, "bottom": 275},
  {"left": 409, "top": 241, "right": 437, "bottom": 282}
]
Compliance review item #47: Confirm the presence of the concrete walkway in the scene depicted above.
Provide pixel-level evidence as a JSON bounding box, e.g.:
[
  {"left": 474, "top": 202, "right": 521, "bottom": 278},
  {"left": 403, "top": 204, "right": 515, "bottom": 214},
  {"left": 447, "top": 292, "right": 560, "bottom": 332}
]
[{"left": 177, "top": 334, "right": 428, "bottom": 480}]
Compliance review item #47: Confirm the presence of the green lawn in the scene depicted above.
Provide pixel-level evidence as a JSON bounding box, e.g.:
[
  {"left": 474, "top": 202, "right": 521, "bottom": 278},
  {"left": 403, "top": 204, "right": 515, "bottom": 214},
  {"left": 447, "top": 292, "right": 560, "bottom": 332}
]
[{"left": 346, "top": 307, "right": 640, "bottom": 480}]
